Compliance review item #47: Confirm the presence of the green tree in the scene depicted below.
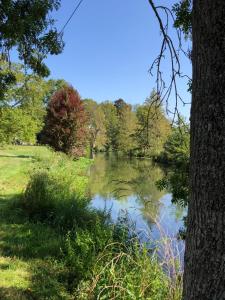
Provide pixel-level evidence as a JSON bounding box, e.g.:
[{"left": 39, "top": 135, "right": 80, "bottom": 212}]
[
  {"left": 83, "top": 99, "right": 107, "bottom": 155},
  {"left": 100, "top": 101, "right": 119, "bottom": 151},
  {"left": 43, "top": 79, "right": 67, "bottom": 106},
  {"left": 0, "top": 0, "right": 64, "bottom": 98},
  {"left": 114, "top": 98, "right": 130, "bottom": 115},
  {"left": 135, "top": 92, "right": 171, "bottom": 157},
  {"left": 0, "top": 62, "right": 66, "bottom": 145},
  {"left": 0, "top": 107, "right": 40, "bottom": 144},
  {"left": 116, "top": 102, "right": 138, "bottom": 155},
  {"left": 156, "top": 118, "right": 189, "bottom": 236}
]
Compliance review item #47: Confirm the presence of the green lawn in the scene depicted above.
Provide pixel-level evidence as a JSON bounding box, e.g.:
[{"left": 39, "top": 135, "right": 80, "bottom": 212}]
[
  {"left": 0, "top": 146, "right": 76, "bottom": 299},
  {"left": 0, "top": 146, "right": 51, "bottom": 197}
]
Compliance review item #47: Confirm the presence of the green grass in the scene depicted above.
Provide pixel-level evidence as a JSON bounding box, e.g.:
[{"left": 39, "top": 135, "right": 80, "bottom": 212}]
[{"left": 0, "top": 146, "right": 90, "bottom": 299}]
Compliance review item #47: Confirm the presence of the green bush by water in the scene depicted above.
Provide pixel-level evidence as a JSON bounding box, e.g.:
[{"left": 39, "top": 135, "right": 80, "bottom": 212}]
[{"left": 21, "top": 151, "right": 91, "bottom": 229}]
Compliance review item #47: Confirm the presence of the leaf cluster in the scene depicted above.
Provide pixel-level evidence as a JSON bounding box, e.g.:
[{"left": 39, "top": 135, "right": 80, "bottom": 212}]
[
  {"left": 156, "top": 118, "right": 190, "bottom": 208},
  {"left": 173, "top": 0, "right": 192, "bottom": 38},
  {"left": 0, "top": 0, "right": 64, "bottom": 77}
]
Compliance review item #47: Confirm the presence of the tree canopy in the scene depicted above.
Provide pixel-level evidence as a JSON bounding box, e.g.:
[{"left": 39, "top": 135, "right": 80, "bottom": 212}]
[{"left": 0, "top": 0, "right": 64, "bottom": 99}]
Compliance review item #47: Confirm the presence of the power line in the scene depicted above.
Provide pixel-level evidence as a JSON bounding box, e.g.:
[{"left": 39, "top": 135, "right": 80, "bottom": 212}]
[{"left": 59, "top": 0, "right": 84, "bottom": 35}]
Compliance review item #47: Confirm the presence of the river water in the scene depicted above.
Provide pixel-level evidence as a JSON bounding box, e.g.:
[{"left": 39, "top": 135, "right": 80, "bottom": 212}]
[{"left": 88, "top": 153, "right": 185, "bottom": 258}]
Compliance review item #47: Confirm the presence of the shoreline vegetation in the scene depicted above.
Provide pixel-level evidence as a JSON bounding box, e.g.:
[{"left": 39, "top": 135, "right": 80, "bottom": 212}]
[{"left": 0, "top": 145, "right": 182, "bottom": 299}]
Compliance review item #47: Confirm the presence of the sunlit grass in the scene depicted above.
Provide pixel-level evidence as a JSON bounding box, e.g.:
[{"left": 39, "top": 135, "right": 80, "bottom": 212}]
[
  {"left": 0, "top": 146, "right": 50, "bottom": 196},
  {"left": 0, "top": 145, "right": 88, "bottom": 299},
  {"left": 0, "top": 257, "right": 30, "bottom": 289}
]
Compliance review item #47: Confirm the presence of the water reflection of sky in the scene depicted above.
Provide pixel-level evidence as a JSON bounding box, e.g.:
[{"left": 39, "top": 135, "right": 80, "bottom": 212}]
[
  {"left": 88, "top": 154, "right": 186, "bottom": 264},
  {"left": 91, "top": 193, "right": 185, "bottom": 242}
]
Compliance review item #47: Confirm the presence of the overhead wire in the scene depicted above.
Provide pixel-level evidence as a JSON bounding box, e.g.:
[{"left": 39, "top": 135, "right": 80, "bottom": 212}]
[{"left": 59, "top": 0, "right": 85, "bottom": 35}]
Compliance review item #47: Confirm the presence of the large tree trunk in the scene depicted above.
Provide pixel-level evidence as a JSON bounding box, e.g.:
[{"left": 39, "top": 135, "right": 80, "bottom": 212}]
[{"left": 183, "top": 1, "right": 225, "bottom": 299}]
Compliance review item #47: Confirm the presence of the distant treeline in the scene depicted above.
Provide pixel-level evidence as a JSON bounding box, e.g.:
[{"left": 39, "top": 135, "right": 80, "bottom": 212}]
[
  {"left": 83, "top": 94, "right": 171, "bottom": 157},
  {"left": 0, "top": 62, "right": 171, "bottom": 157}
]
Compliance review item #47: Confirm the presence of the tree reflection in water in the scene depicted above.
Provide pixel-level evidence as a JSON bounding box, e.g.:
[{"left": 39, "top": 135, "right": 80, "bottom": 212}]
[{"left": 88, "top": 153, "right": 185, "bottom": 242}]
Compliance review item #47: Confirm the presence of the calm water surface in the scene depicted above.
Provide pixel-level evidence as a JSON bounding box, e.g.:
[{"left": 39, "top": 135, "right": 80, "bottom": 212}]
[{"left": 88, "top": 154, "right": 185, "bottom": 253}]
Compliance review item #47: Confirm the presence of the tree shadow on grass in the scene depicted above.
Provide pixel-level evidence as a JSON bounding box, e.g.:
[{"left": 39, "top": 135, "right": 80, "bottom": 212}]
[
  {"left": 0, "top": 287, "right": 35, "bottom": 300},
  {"left": 0, "top": 195, "right": 72, "bottom": 300},
  {"left": 0, "top": 155, "right": 34, "bottom": 159}
]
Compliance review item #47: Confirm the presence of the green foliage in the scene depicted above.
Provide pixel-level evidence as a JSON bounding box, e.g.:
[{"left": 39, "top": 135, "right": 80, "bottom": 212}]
[
  {"left": 159, "top": 118, "right": 189, "bottom": 165},
  {"left": 0, "top": 0, "right": 64, "bottom": 77},
  {"left": 0, "top": 107, "right": 40, "bottom": 144},
  {"left": 135, "top": 92, "right": 171, "bottom": 157},
  {"left": 83, "top": 99, "right": 107, "bottom": 152},
  {"left": 43, "top": 79, "right": 68, "bottom": 105},
  {"left": 1, "top": 80, "right": 171, "bottom": 157},
  {"left": 63, "top": 219, "right": 114, "bottom": 288},
  {"left": 0, "top": 62, "right": 67, "bottom": 145},
  {"left": 100, "top": 101, "right": 119, "bottom": 151},
  {"left": 117, "top": 104, "right": 138, "bottom": 155},
  {"left": 157, "top": 118, "right": 189, "bottom": 207},
  {"left": 0, "top": 0, "right": 64, "bottom": 101},
  {"left": 0, "top": 66, "right": 16, "bottom": 100},
  {"left": 99, "top": 99, "right": 138, "bottom": 153},
  {"left": 0, "top": 61, "right": 67, "bottom": 109},
  {"left": 22, "top": 151, "right": 91, "bottom": 230},
  {"left": 0, "top": 146, "right": 72, "bottom": 299},
  {"left": 63, "top": 213, "right": 182, "bottom": 300},
  {"left": 97, "top": 93, "right": 171, "bottom": 157},
  {"left": 75, "top": 240, "right": 169, "bottom": 299},
  {"left": 173, "top": 0, "right": 192, "bottom": 38}
]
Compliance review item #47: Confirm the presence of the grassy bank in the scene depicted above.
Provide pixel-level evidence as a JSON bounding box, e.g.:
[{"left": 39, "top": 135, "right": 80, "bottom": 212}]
[{"left": 0, "top": 146, "right": 181, "bottom": 299}]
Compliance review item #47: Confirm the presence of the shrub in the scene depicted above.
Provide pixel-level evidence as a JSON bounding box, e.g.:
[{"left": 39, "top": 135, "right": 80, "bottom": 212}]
[{"left": 22, "top": 151, "right": 91, "bottom": 230}]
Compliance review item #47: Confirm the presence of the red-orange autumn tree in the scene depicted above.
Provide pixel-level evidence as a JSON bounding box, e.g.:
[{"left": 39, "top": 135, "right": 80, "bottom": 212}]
[{"left": 40, "top": 86, "right": 87, "bottom": 156}]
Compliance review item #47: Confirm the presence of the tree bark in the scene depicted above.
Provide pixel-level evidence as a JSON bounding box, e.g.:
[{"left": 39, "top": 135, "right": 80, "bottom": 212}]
[{"left": 183, "top": 1, "right": 225, "bottom": 299}]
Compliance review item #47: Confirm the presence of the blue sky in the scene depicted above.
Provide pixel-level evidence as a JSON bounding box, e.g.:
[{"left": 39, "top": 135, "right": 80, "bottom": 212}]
[{"left": 46, "top": 0, "right": 192, "bottom": 119}]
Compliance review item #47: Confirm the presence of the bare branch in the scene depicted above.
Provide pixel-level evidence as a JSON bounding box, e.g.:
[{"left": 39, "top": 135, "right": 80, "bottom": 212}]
[{"left": 148, "top": 0, "right": 190, "bottom": 123}]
